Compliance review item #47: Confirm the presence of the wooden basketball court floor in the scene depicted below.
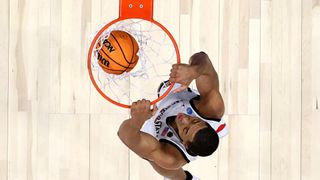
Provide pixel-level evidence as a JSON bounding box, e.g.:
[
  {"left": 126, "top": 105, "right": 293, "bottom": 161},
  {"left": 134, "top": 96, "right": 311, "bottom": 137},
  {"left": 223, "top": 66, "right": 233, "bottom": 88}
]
[{"left": 0, "top": 0, "right": 319, "bottom": 179}]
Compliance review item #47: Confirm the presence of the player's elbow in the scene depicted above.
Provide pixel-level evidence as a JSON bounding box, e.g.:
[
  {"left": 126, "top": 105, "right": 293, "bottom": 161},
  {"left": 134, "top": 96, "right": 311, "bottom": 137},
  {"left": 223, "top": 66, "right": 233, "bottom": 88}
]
[
  {"left": 117, "top": 128, "right": 124, "bottom": 142},
  {"left": 206, "top": 91, "right": 225, "bottom": 118},
  {"left": 117, "top": 130, "right": 122, "bottom": 140},
  {"left": 117, "top": 119, "right": 129, "bottom": 142},
  {"left": 213, "top": 103, "right": 225, "bottom": 118},
  {"left": 204, "top": 100, "right": 224, "bottom": 119}
]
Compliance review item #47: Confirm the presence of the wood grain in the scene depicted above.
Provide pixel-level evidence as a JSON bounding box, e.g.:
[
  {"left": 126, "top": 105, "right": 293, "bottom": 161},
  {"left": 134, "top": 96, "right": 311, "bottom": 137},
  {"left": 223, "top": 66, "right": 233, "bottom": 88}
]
[
  {"left": 0, "top": 0, "right": 9, "bottom": 179},
  {"left": 228, "top": 115, "right": 259, "bottom": 180},
  {"left": 260, "top": 1, "right": 272, "bottom": 180},
  {"left": 271, "top": 0, "right": 302, "bottom": 180},
  {"left": 302, "top": 0, "right": 320, "bottom": 179},
  {"left": 0, "top": 0, "right": 320, "bottom": 179},
  {"left": 90, "top": 114, "right": 129, "bottom": 180},
  {"left": 48, "top": 114, "right": 89, "bottom": 180}
]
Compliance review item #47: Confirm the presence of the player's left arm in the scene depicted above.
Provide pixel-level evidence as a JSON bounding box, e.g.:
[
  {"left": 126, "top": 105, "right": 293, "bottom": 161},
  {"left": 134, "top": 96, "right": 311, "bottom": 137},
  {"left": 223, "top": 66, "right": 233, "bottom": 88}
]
[{"left": 169, "top": 52, "right": 224, "bottom": 118}]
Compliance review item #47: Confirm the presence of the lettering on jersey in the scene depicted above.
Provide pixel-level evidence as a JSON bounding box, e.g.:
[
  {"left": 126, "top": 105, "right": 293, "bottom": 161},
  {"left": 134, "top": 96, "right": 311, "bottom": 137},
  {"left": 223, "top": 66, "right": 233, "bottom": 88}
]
[
  {"left": 154, "top": 100, "right": 182, "bottom": 137},
  {"left": 155, "top": 122, "right": 162, "bottom": 136}
]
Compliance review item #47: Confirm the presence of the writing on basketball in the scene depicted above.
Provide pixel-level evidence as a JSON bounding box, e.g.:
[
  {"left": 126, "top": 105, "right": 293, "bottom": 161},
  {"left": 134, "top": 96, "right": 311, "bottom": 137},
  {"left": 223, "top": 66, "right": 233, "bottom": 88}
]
[
  {"left": 95, "top": 30, "right": 139, "bottom": 75},
  {"left": 97, "top": 53, "right": 110, "bottom": 67},
  {"left": 103, "top": 39, "right": 115, "bottom": 53}
]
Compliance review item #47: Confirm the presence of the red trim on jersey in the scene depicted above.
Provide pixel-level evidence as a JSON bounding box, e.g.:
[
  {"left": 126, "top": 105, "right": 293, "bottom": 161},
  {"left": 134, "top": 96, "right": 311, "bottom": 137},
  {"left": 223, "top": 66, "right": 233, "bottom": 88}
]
[{"left": 216, "top": 123, "right": 226, "bottom": 133}]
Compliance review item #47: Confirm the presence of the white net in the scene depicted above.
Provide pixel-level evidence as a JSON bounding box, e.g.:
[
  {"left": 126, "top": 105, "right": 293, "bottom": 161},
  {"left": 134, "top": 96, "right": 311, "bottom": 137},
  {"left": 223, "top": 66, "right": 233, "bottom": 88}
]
[{"left": 89, "top": 19, "right": 178, "bottom": 107}]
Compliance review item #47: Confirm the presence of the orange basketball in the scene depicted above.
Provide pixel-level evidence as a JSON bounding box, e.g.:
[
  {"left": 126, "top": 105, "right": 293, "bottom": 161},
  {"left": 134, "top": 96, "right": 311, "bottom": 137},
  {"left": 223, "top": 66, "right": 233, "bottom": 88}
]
[{"left": 96, "top": 30, "right": 139, "bottom": 75}]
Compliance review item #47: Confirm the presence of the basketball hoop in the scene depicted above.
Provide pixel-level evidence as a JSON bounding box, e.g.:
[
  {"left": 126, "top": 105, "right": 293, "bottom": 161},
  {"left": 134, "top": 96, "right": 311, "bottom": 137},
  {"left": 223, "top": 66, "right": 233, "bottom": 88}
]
[{"left": 88, "top": 0, "right": 180, "bottom": 108}]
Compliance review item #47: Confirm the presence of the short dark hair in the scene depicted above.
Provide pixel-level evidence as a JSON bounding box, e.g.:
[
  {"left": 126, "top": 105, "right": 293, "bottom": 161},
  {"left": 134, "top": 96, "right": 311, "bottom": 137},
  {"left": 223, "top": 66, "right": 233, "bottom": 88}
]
[{"left": 187, "top": 124, "right": 219, "bottom": 157}]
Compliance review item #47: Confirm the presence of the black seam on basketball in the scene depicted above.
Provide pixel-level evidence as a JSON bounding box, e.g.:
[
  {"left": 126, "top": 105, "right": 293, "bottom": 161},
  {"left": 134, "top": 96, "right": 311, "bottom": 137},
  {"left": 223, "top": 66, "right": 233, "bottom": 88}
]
[
  {"left": 121, "top": 35, "right": 134, "bottom": 73},
  {"left": 100, "top": 49, "right": 128, "bottom": 69},
  {"left": 110, "top": 34, "right": 131, "bottom": 64},
  {"left": 98, "top": 51, "right": 133, "bottom": 73},
  {"left": 122, "top": 61, "right": 134, "bottom": 73},
  {"left": 130, "top": 56, "right": 138, "bottom": 64},
  {"left": 131, "top": 58, "right": 138, "bottom": 64},
  {"left": 122, "top": 63, "right": 133, "bottom": 73},
  {"left": 128, "top": 35, "right": 139, "bottom": 64},
  {"left": 128, "top": 35, "right": 135, "bottom": 62}
]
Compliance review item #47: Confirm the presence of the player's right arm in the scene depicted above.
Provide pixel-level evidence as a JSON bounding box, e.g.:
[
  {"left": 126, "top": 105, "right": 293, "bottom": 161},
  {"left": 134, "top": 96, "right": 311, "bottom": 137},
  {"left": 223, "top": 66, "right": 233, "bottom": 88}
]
[{"left": 117, "top": 100, "right": 186, "bottom": 170}]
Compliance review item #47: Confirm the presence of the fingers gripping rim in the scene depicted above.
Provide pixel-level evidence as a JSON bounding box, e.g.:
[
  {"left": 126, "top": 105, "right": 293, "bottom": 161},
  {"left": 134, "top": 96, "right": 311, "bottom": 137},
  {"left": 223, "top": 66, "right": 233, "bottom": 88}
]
[{"left": 87, "top": 18, "right": 180, "bottom": 108}]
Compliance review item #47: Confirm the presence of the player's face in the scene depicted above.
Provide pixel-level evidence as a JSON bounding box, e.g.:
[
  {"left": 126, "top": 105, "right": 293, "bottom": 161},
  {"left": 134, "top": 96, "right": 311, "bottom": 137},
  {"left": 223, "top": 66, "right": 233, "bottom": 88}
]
[{"left": 175, "top": 113, "right": 208, "bottom": 144}]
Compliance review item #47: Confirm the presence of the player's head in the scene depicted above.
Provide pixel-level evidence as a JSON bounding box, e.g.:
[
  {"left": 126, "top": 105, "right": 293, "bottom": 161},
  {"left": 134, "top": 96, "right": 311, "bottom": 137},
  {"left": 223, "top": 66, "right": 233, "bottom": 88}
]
[{"left": 175, "top": 113, "right": 219, "bottom": 157}]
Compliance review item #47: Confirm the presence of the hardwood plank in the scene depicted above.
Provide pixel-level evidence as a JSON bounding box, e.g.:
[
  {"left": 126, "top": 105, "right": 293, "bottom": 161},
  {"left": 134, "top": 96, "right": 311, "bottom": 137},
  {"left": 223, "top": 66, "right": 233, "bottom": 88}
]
[
  {"left": 155, "top": 0, "right": 180, "bottom": 42},
  {"left": 79, "top": 0, "right": 92, "bottom": 111},
  {"left": 259, "top": 64, "right": 271, "bottom": 180},
  {"left": 219, "top": 0, "right": 241, "bottom": 115},
  {"left": 7, "top": 0, "right": 40, "bottom": 179},
  {"left": 247, "top": 18, "right": 260, "bottom": 115},
  {"left": 0, "top": 0, "right": 9, "bottom": 179},
  {"left": 35, "top": 0, "right": 52, "bottom": 179},
  {"left": 8, "top": 112, "right": 31, "bottom": 180},
  {"left": 227, "top": 0, "right": 242, "bottom": 115},
  {"left": 239, "top": 0, "right": 249, "bottom": 69},
  {"left": 227, "top": 115, "right": 260, "bottom": 180},
  {"left": 52, "top": 0, "right": 91, "bottom": 113},
  {"left": 261, "top": 0, "right": 272, "bottom": 65},
  {"left": 219, "top": 0, "right": 230, "bottom": 115},
  {"left": 219, "top": 0, "right": 260, "bottom": 115},
  {"left": 49, "top": 0, "right": 62, "bottom": 114},
  {"left": 301, "top": 1, "right": 320, "bottom": 179},
  {"left": 259, "top": 3, "right": 272, "bottom": 180},
  {"left": 196, "top": 0, "right": 220, "bottom": 62},
  {"left": 217, "top": 116, "right": 229, "bottom": 180},
  {"left": 90, "top": 114, "right": 129, "bottom": 180},
  {"left": 179, "top": 14, "right": 191, "bottom": 62},
  {"left": 271, "top": 0, "right": 302, "bottom": 179},
  {"left": 250, "top": 0, "right": 260, "bottom": 19},
  {"left": 7, "top": 0, "right": 52, "bottom": 179},
  {"left": 59, "top": 0, "right": 81, "bottom": 113},
  {"left": 48, "top": 114, "right": 89, "bottom": 180}
]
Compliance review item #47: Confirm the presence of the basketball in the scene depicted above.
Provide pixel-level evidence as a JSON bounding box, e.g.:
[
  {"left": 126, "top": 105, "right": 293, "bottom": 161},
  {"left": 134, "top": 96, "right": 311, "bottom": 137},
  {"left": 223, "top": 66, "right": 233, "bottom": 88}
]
[{"left": 96, "top": 30, "right": 139, "bottom": 75}]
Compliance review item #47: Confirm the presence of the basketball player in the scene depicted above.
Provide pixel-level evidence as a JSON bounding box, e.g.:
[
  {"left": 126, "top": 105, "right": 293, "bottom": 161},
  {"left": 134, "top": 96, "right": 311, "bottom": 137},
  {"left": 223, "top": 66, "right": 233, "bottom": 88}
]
[{"left": 118, "top": 52, "right": 228, "bottom": 180}]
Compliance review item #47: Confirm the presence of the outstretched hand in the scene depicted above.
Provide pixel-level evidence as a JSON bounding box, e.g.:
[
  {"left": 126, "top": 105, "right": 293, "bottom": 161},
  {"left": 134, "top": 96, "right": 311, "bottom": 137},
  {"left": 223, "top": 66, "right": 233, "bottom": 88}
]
[
  {"left": 169, "top": 64, "right": 198, "bottom": 93},
  {"left": 131, "top": 99, "right": 158, "bottom": 123}
]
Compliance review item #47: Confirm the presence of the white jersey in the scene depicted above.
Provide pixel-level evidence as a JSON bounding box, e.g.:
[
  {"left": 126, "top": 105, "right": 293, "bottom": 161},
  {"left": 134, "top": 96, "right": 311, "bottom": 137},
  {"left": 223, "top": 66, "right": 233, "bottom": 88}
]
[{"left": 140, "top": 81, "right": 228, "bottom": 162}]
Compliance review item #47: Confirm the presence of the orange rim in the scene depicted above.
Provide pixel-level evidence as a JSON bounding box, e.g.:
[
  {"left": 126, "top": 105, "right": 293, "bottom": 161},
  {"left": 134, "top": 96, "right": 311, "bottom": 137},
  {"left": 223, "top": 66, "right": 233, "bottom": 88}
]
[{"left": 88, "top": 0, "right": 180, "bottom": 108}]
